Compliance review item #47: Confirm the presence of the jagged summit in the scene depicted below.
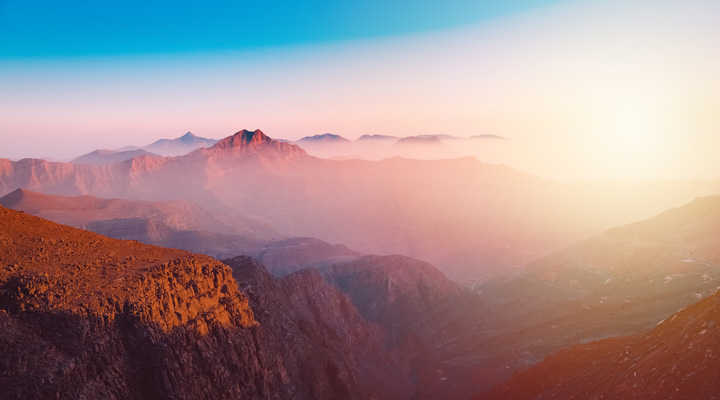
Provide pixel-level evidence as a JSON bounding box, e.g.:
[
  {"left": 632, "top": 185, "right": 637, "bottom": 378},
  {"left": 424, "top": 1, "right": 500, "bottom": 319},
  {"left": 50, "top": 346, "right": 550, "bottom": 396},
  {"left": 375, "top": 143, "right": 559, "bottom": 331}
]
[
  {"left": 209, "top": 129, "right": 308, "bottom": 158},
  {"left": 212, "top": 129, "right": 270, "bottom": 150}
]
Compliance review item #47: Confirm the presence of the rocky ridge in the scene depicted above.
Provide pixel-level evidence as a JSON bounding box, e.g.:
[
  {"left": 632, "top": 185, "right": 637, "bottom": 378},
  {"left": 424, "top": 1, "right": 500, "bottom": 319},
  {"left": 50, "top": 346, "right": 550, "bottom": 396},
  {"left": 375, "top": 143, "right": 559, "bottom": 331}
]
[
  {"left": 0, "top": 207, "right": 398, "bottom": 399},
  {"left": 208, "top": 129, "right": 307, "bottom": 159}
]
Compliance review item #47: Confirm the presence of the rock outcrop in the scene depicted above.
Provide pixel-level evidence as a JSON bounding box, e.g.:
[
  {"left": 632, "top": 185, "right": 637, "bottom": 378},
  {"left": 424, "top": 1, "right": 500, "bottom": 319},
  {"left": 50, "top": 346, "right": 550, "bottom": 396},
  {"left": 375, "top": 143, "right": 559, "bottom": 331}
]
[
  {"left": 325, "top": 254, "right": 488, "bottom": 347},
  {"left": 323, "top": 254, "right": 492, "bottom": 398},
  {"left": 0, "top": 207, "right": 404, "bottom": 399},
  {"left": 0, "top": 206, "right": 265, "bottom": 399},
  {"left": 208, "top": 129, "right": 307, "bottom": 159},
  {"left": 224, "top": 256, "right": 414, "bottom": 399}
]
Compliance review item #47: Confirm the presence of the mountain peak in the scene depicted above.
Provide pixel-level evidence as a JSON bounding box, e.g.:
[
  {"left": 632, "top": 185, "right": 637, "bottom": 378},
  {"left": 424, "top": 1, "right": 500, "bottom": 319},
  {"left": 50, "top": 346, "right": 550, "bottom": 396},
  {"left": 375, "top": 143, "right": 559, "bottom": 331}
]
[
  {"left": 209, "top": 129, "right": 307, "bottom": 158},
  {"left": 180, "top": 131, "right": 197, "bottom": 140},
  {"left": 211, "top": 129, "right": 270, "bottom": 150}
]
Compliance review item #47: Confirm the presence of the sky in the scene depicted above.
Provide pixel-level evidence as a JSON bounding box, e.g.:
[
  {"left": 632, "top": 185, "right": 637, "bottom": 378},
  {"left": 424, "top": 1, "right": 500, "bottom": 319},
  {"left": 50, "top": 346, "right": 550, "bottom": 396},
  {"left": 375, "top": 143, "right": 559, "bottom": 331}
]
[{"left": 1, "top": 0, "right": 720, "bottom": 181}]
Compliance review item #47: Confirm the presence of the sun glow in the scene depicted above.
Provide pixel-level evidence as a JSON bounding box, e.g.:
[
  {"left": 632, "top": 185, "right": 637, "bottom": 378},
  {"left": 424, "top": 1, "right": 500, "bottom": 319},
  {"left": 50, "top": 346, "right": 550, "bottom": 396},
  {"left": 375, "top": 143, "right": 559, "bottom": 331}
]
[{"left": 576, "top": 81, "right": 677, "bottom": 181}]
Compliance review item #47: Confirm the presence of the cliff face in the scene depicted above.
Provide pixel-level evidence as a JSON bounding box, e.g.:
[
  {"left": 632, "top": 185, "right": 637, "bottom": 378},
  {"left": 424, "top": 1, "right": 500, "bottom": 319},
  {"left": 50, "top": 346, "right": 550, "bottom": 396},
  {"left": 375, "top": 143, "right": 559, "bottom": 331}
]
[
  {"left": 322, "top": 254, "right": 492, "bottom": 398},
  {"left": 0, "top": 206, "right": 268, "bottom": 399},
  {"left": 0, "top": 207, "right": 399, "bottom": 399},
  {"left": 325, "top": 254, "right": 488, "bottom": 347},
  {"left": 224, "top": 256, "right": 414, "bottom": 400}
]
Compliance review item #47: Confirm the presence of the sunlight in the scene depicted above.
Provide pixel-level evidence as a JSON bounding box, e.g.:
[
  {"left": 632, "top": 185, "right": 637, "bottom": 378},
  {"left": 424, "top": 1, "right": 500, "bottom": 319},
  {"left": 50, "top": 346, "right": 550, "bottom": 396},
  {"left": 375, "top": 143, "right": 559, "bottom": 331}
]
[{"left": 584, "top": 87, "right": 673, "bottom": 180}]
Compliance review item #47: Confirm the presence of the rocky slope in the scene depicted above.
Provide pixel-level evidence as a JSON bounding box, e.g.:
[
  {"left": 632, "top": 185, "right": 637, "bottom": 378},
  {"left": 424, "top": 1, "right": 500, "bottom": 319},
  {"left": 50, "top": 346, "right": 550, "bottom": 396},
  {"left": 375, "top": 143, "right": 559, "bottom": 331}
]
[
  {"left": 322, "top": 254, "right": 494, "bottom": 398},
  {"left": 252, "top": 237, "right": 361, "bottom": 276},
  {"left": 0, "top": 206, "right": 262, "bottom": 399},
  {"left": 326, "top": 255, "right": 488, "bottom": 347},
  {"left": 0, "top": 207, "right": 403, "bottom": 399},
  {"left": 0, "top": 188, "right": 244, "bottom": 235},
  {"left": 453, "top": 194, "right": 720, "bottom": 392},
  {"left": 0, "top": 188, "right": 369, "bottom": 268},
  {"left": 477, "top": 285, "right": 720, "bottom": 400},
  {"left": 224, "top": 256, "right": 413, "bottom": 399},
  {"left": 0, "top": 188, "right": 283, "bottom": 259}
]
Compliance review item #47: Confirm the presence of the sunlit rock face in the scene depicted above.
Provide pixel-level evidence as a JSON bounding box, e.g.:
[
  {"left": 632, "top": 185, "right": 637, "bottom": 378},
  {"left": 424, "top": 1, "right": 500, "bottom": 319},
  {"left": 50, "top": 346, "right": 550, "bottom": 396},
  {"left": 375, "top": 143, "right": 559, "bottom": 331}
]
[{"left": 0, "top": 207, "right": 398, "bottom": 399}]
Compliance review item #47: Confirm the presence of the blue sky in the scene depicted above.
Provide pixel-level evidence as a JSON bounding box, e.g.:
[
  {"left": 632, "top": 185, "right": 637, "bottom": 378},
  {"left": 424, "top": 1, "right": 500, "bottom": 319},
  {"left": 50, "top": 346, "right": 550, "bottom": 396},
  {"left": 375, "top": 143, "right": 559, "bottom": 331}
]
[
  {"left": 2, "top": 0, "right": 720, "bottom": 181},
  {"left": 0, "top": 0, "right": 560, "bottom": 57}
]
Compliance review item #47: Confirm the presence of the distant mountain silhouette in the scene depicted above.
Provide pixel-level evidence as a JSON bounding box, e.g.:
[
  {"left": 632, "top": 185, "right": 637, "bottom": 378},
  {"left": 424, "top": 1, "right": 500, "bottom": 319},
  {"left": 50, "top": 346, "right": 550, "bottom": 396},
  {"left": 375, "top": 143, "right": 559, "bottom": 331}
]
[
  {"left": 356, "top": 134, "right": 399, "bottom": 142},
  {"left": 296, "top": 133, "right": 352, "bottom": 143},
  {"left": 117, "top": 131, "right": 218, "bottom": 157},
  {"left": 72, "top": 149, "right": 160, "bottom": 165},
  {"left": 144, "top": 131, "right": 217, "bottom": 156},
  {"left": 469, "top": 134, "right": 506, "bottom": 140}
]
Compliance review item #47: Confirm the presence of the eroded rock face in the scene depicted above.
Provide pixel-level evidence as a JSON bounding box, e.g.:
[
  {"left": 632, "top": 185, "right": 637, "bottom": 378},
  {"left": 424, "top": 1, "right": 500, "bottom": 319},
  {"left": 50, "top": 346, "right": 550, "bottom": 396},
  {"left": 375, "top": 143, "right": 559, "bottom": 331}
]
[
  {"left": 0, "top": 207, "right": 397, "bottom": 400},
  {"left": 325, "top": 254, "right": 488, "bottom": 347},
  {"left": 224, "top": 255, "right": 414, "bottom": 400},
  {"left": 0, "top": 206, "right": 269, "bottom": 399},
  {"left": 322, "top": 254, "right": 492, "bottom": 398}
]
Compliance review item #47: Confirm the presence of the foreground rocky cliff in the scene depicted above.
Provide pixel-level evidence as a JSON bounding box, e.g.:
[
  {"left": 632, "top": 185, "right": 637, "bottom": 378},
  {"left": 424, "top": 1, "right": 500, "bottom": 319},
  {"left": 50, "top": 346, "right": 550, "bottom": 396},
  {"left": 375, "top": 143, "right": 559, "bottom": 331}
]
[{"left": 0, "top": 207, "right": 398, "bottom": 399}]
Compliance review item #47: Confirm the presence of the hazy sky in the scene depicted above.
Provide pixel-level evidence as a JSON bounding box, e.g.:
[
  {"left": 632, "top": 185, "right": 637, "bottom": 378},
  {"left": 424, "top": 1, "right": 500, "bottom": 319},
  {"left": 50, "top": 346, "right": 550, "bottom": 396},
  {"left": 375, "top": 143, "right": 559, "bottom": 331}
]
[{"left": 2, "top": 0, "right": 719, "bottom": 181}]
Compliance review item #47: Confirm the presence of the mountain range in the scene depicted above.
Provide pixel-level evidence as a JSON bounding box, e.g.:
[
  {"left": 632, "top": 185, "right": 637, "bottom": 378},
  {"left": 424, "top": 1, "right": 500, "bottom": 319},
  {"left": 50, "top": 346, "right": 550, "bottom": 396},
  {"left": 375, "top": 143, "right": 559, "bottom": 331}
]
[
  {"left": 3, "top": 129, "right": 720, "bottom": 283},
  {"left": 116, "top": 131, "right": 218, "bottom": 156},
  {"left": 290, "top": 132, "right": 508, "bottom": 161},
  {"left": 71, "top": 149, "right": 160, "bottom": 165}
]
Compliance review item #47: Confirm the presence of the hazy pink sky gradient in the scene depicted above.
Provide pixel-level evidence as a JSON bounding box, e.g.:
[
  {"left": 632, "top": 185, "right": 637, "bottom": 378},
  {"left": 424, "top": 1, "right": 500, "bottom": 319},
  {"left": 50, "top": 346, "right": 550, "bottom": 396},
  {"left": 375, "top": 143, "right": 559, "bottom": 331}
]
[{"left": 2, "top": 0, "right": 719, "bottom": 181}]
